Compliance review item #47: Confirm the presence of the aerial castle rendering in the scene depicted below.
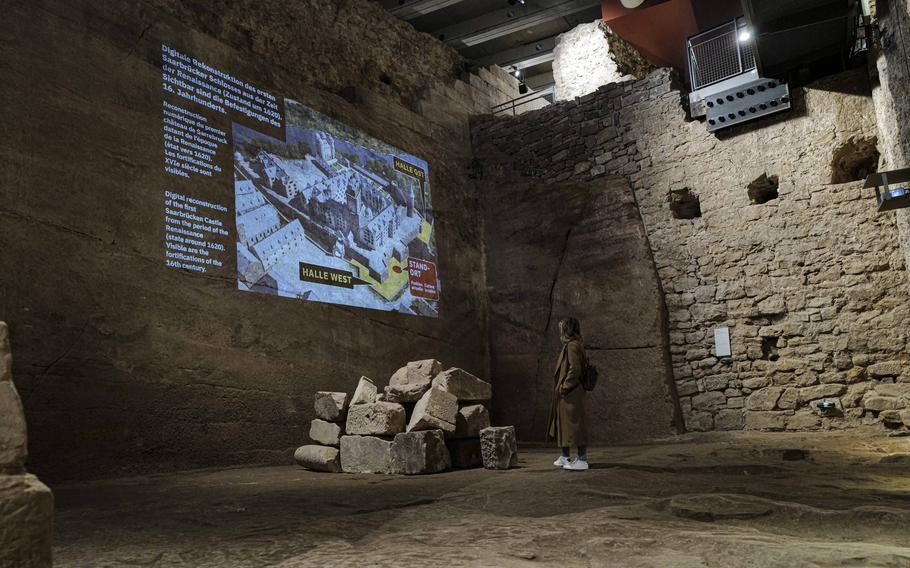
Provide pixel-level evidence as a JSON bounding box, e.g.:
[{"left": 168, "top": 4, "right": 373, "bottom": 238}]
[{"left": 232, "top": 100, "right": 439, "bottom": 317}]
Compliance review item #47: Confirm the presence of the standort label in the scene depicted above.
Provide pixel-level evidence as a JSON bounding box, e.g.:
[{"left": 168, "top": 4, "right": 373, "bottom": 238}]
[{"left": 407, "top": 258, "right": 439, "bottom": 300}]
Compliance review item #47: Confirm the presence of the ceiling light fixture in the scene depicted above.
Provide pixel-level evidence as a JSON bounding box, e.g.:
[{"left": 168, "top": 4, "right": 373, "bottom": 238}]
[{"left": 738, "top": 29, "right": 752, "bottom": 42}]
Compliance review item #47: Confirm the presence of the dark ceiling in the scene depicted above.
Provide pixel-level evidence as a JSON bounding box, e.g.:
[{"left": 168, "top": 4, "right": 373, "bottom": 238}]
[
  {"left": 373, "top": 0, "right": 605, "bottom": 92},
  {"left": 373, "top": 0, "right": 760, "bottom": 94},
  {"left": 742, "top": 0, "right": 860, "bottom": 78}
]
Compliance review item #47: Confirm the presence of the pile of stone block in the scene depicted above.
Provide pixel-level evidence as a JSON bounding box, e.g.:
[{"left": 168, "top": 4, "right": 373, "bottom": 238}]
[{"left": 294, "top": 360, "right": 517, "bottom": 474}]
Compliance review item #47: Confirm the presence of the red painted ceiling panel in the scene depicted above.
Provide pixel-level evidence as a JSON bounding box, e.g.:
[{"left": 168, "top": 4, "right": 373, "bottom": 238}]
[{"left": 602, "top": 0, "right": 740, "bottom": 75}]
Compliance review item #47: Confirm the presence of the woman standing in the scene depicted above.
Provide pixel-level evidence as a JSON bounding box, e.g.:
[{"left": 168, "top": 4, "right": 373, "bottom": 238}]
[{"left": 547, "top": 316, "right": 590, "bottom": 471}]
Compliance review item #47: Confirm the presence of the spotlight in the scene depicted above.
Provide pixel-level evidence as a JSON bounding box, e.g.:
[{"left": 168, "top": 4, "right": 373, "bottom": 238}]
[
  {"left": 738, "top": 29, "right": 752, "bottom": 42},
  {"left": 511, "top": 67, "right": 521, "bottom": 78},
  {"left": 508, "top": 0, "right": 526, "bottom": 4}
]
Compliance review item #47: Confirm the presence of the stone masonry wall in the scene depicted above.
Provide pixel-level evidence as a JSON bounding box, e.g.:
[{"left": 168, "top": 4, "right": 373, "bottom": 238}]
[
  {"left": 472, "top": 68, "right": 910, "bottom": 433},
  {"left": 871, "top": 0, "right": 910, "bottom": 292},
  {"left": 0, "top": 0, "right": 523, "bottom": 481}
]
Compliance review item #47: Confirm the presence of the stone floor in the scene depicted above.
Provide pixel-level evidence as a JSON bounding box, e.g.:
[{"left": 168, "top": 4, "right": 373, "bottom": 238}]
[{"left": 53, "top": 429, "right": 910, "bottom": 567}]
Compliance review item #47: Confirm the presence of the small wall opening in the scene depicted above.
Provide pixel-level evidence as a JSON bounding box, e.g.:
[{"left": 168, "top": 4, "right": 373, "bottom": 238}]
[
  {"left": 831, "top": 136, "right": 879, "bottom": 183},
  {"left": 668, "top": 188, "right": 702, "bottom": 219},
  {"left": 761, "top": 336, "right": 780, "bottom": 361},
  {"left": 747, "top": 173, "right": 779, "bottom": 204}
]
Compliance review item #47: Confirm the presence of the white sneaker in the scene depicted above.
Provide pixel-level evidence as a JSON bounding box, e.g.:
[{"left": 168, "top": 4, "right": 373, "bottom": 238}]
[
  {"left": 553, "top": 456, "right": 571, "bottom": 467},
  {"left": 563, "top": 458, "right": 589, "bottom": 471}
]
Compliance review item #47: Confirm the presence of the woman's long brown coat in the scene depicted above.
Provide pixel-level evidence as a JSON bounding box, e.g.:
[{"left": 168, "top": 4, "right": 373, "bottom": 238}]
[{"left": 547, "top": 339, "right": 589, "bottom": 447}]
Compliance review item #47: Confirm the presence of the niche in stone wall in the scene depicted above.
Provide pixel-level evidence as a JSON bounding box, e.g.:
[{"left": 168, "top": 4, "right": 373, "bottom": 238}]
[
  {"left": 747, "top": 173, "right": 779, "bottom": 204},
  {"left": 668, "top": 187, "right": 702, "bottom": 219},
  {"left": 761, "top": 336, "right": 780, "bottom": 361},
  {"left": 830, "top": 136, "right": 879, "bottom": 183}
]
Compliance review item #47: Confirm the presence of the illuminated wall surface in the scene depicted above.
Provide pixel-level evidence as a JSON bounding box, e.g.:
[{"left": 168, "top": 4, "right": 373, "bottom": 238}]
[
  {"left": 161, "top": 45, "right": 440, "bottom": 316},
  {"left": 1, "top": 0, "right": 497, "bottom": 481}
]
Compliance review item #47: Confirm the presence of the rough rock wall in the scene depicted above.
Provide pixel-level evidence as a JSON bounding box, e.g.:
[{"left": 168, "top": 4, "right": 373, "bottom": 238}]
[
  {"left": 0, "top": 323, "right": 53, "bottom": 568},
  {"left": 871, "top": 0, "right": 910, "bottom": 291},
  {"left": 553, "top": 21, "right": 626, "bottom": 101},
  {"left": 0, "top": 0, "right": 519, "bottom": 481},
  {"left": 552, "top": 20, "right": 655, "bottom": 102},
  {"left": 472, "top": 68, "right": 910, "bottom": 433},
  {"left": 483, "top": 178, "right": 682, "bottom": 443}
]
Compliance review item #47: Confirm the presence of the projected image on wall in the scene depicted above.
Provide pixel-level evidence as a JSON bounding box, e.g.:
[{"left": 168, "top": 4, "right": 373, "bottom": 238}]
[{"left": 232, "top": 100, "right": 439, "bottom": 317}]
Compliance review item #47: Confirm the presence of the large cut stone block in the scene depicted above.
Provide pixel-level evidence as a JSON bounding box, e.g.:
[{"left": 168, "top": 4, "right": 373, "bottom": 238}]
[
  {"left": 432, "top": 368, "right": 492, "bottom": 401},
  {"left": 0, "top": 474, "right": 54, "bottom": 568},
  {"left": 293, "top": 445, "right": 341, "bottom": 473},
  {"left": 382, "top": 385, "right": 412, "bottom": 403},
  {"left": 480, "top": 426, "right": 518, "bottom": 470},
  {"left": 0, "top": 382, "right": 27, "bottom": 471},
  {"left": 407, "top": 386, "right": 457, "bottom": 433},
  {"left": 340, "top": 435, "right": 394, "bottom": 474},
  {"left": 869, "top": 361, "right": 902, "bottom": 377},
  {"left": 453, "top": 404, "right": 490, "bottom": 439},
  {"left": 0, "top": 323, "right": 52, "bottom": 567},
  {"left": 744, "top": 411, "right": 787, "bottom": 431},
  {"left": 391, "top": 430, "right": 451, "bottom": 475},
  {"left": 0, "top": 322, "right": 11, "bottom": 383},
  {"left": 314, "top": 391, "right": 349, "bottom": 422},
  {"left": 309, "top": 419, "right": 343, "bottom": 447},
  {"left": 447, "top": 438, "right": 482, "bottom": 469},
  {"left": 385, "top": 359, "right": 443, "bottom": 402},
  {"left": 863, "top": 395, "right": 902, "bottom": 411},
  {"left": 350, "top": 376, "right": 377, "bottom": 405},
  {"left": 345, "top": 402, "right": 406, "bottom": 436},
  {"left": 0, "top": 323, "right": 26, "bottom": 471}
]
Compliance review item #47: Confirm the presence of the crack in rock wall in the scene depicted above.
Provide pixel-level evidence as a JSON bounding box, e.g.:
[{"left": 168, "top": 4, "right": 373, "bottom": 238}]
[
  {"left": 472, "top": 67, "right": 910, "bottom": 434},
  {"left": 483, "top": 178, "right": 682, "bottom": 443}
]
